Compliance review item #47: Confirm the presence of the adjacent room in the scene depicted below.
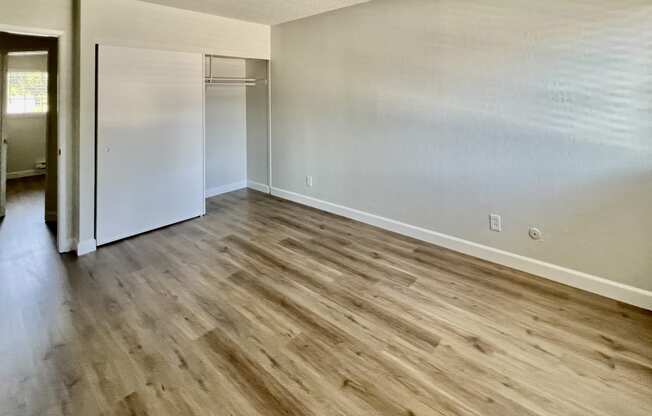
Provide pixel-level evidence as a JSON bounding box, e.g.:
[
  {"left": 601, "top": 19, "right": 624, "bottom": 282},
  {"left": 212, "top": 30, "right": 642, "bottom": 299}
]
[
  {"left": 0, "top": 31, "right": 59, "bottom": 262},
  {"left": 0, "top": 1, "right": 650, "bottom": 415}
]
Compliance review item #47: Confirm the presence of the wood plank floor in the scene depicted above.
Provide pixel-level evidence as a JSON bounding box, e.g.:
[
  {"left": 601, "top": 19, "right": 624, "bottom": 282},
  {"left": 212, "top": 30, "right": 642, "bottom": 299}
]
[{"left": 1, "top": 179, "right": 651, "bottom": 416}]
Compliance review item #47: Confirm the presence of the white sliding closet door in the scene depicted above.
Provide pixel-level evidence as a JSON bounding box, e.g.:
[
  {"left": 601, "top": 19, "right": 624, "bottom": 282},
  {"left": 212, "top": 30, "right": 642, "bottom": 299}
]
[{"left": 97, "top": 45, "right": 204, "bottom": 245}]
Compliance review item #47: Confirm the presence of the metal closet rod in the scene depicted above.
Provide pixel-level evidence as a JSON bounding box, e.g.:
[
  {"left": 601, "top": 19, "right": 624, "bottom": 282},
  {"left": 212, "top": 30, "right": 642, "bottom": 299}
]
[
  {"left": 205, "top": 55, "right": 267, "bottom": 86},
  {"left": 205, "top": 77, "right": 258, "bottom": 82},
  {"left": 204, "top": 78, "right": 267, "bottom": 87}
]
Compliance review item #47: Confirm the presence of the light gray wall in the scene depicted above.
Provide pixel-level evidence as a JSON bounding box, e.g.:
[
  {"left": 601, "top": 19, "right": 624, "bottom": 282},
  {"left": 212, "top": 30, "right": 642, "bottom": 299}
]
[
  {"left": 205, "top": 57, "right": 247, "bottom": 191},
  {"left": 271, "top": 0, "right": 652, "bottom": 292},
  {"left": 6, "top": 54, "right": 48, "bottom": 175},
  {"left": 6, "top": 115, "right": 47, "bottom": 174},
  {"left": 246, "top": 59, "right": 269, "bottom": 186}
]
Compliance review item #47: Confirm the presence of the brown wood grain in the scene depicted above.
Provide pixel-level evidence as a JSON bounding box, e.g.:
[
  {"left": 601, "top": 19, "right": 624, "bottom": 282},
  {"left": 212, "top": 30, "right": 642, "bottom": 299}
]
[{"left": 1, "top": 179, "right": 650, "bottom": 415}]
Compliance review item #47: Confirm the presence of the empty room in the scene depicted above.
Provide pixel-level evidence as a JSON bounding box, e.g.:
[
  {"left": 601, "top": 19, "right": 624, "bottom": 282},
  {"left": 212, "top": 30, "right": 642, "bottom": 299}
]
[{"left": 0, "top": 0, "right": 650, "bottom": 415}]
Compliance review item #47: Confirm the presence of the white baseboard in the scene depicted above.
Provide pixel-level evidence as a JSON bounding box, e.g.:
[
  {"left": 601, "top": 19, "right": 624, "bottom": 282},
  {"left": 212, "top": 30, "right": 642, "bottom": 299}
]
[
  {"left": 206, "top": 181, "right": 247, "bottom": 198},
  {"left": 59, "top": 238, "right": 76, "bottom": 254},
  {"left": 76, "top": 239, "right": 97, "bottom": 256},
  {"left": 271, "top": 187, "right": 652, "bottom": 311},
  {"left": 248, "top": 180, "right": 271, "bottom": 194},
  {"left": 7, "top": 169, "right": 45, "bottom": 179}
]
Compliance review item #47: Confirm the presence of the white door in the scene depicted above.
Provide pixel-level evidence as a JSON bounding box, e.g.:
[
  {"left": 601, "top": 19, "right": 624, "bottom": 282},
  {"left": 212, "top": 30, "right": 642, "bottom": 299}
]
[
  {"left": 0, "top": 51, "right": 7, "bottom": 218},
  {"left": 96, "top": 45, "right": 205, "bottom": 245}
]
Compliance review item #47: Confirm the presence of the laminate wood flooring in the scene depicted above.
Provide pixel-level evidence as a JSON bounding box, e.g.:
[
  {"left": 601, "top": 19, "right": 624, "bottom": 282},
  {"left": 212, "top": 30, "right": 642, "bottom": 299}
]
[{"left": 1, "top": 182, "right": 650, "bottom": 415}]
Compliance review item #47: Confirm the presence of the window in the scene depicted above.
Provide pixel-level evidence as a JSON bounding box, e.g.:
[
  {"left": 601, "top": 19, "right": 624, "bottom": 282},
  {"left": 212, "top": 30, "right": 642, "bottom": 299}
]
[{"left": 7, "top": 71, "right": 48, "bottom": 114}]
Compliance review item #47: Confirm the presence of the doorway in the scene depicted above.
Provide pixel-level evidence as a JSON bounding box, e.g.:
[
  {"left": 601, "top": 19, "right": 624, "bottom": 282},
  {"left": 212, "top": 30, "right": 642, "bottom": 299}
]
[{"left": 0, "top": 31, "right": 59, "bottom": 257}]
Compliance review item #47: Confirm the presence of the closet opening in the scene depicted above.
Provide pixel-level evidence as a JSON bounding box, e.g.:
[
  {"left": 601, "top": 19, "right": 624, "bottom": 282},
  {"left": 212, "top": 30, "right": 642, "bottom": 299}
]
[{"left": 204, "top": 55, "right": 270, "bottom": 199}]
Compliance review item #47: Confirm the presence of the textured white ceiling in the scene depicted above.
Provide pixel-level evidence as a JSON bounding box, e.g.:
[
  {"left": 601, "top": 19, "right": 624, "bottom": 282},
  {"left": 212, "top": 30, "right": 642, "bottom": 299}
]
[{"left": 139, "top": 0, "right": 371, "bottom": 25}]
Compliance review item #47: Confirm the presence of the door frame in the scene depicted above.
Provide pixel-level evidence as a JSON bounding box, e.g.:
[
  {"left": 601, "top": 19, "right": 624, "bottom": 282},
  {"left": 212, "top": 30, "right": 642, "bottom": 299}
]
[
  {"left": 0, "top": 24, "right": 69, "bottom": 253},
  {"left": 0, "top": 51, "right": 6, "bottom": 217}
]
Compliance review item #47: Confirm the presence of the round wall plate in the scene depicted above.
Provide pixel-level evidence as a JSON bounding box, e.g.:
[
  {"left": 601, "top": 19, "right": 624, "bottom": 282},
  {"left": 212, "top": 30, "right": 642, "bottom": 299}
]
[{"left": 529, "top": 227, "right": 543, "bottom": 241}]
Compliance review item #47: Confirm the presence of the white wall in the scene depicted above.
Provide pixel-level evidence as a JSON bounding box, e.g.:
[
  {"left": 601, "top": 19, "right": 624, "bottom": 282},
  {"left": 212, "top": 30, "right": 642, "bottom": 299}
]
[
  {"left": 6, "top": 115, "right": 46, "bottom": 175},
  {"left": 6, "top": 53, "right": 48, "bottom": 176},
  {"left": 77, "top": 0, "right": 271, "bottom": 251},
  {"left": 246, "top": 59, "right": 269, "bottom": 188},
  {"left": 271, "top": 0, "right": 652, "bottom": 302},
  {"left": 205, "top": 57, "right": 247, "bottom": 194},
  {"left": 0, "top": 0, "right": 74, "bottom": 250}
]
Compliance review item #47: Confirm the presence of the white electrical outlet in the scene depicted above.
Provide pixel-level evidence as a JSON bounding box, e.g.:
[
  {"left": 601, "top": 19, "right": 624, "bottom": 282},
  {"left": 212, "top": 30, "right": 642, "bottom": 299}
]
[
  {"left": 306, "top": 176, "right": 313, "bottom": 187},
  {"left": 489, "top": 214, "right": 502, "bottom": 232}
]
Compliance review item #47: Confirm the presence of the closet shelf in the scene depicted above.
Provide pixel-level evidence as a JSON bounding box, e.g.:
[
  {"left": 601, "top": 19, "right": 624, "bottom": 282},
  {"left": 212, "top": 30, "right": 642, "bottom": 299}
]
[{"left": 205, "top": 55, "right": 267, "bottom": 87}]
